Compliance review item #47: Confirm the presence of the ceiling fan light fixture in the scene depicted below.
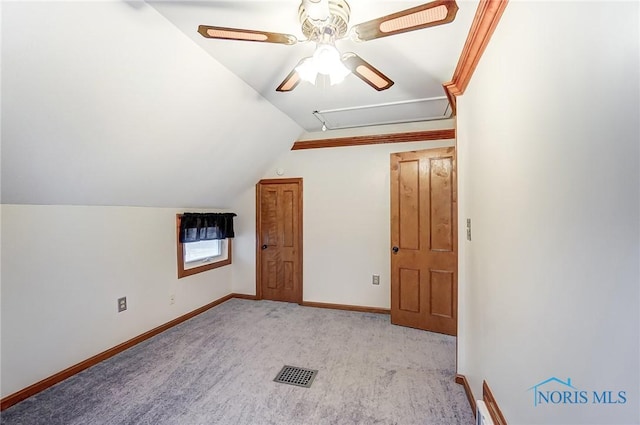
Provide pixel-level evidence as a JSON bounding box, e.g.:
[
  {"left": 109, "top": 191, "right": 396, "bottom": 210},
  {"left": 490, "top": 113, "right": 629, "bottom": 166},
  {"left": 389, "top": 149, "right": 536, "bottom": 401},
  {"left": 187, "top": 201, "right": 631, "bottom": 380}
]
[
  {"left": 296, "top": 43, "right": 350, "bottom": 86},
  {"left": 313, "top": 43, "right": 343, "bottom": 74},
  {"left": 200, "top": 0, "right": 460, "bottom": 93},
  {"left": 328, "top": 67, "right": 349, "bottom": 85},
  {"left": 295, "top": 57, "right": 318, "bottom": 84},
  {"left": 314, "top": 44, "right": 350, "bottom": 85}
]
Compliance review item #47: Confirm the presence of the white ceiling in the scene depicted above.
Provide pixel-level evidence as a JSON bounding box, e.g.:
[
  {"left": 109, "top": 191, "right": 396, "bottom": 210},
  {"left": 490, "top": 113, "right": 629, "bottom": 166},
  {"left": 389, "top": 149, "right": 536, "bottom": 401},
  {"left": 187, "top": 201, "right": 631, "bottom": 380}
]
[
  {"left": 148, "top": 0, "right": 479, "bottom": 132},
  {"left": 1, "top": 0, "right": 476, "bottom": 208},
  {"left": 1, "top": 1, "right": 304, "bottom": 207}
]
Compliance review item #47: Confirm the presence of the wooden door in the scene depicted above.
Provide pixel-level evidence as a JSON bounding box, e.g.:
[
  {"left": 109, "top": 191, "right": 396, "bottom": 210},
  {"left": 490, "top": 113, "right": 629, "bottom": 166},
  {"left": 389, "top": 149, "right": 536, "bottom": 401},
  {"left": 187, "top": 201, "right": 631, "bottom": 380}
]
[
  {"left": 256, "top": 178, "right": 303, "bottom": 303},
  {"left": 390, "top": 147, "right": 457, "bottom": 335}
]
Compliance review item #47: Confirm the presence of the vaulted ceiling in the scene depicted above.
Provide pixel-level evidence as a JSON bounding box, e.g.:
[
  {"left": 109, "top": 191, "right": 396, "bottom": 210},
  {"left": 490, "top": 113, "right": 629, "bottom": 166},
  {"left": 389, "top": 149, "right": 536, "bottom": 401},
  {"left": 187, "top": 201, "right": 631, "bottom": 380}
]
[
  {"left": 1, "top": 1, "right": 476, "bottom": 208},
  {"left": 149, "top": 1, "right": 478, "bottom": 132}
]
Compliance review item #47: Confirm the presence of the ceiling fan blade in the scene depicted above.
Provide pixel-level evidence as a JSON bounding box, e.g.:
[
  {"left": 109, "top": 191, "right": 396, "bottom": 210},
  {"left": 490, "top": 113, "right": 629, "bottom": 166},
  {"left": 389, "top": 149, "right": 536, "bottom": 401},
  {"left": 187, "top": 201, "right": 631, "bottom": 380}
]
[
  {"left": 351, "top": 0, "right": 458, "bottom": 42},
  {"left": 276, "top": 67, "right": 302, "bottom": 92},
  {"left": 197, "top": 25, "right": 298, "bottom": 45},
  {"left": 342, "top": 53, "right": 394, "bottom": 91}
]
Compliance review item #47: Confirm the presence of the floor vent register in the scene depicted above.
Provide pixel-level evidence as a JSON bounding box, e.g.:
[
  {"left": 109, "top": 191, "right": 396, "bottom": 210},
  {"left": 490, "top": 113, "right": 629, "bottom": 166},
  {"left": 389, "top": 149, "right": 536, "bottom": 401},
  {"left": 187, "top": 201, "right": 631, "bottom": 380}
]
[{"left": 273, "top": 365, "right": 318, "bottom": 388}]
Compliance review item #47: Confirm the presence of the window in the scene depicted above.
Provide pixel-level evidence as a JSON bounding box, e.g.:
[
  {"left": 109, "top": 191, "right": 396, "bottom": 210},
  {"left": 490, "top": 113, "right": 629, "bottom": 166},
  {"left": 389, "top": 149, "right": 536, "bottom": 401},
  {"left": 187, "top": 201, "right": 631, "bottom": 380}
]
[
  {"left": 176, "top": 214, "right": 232, "bottom": 278},
  {"left": 184, "top": 239, "right": 221, "bottom": 263}
]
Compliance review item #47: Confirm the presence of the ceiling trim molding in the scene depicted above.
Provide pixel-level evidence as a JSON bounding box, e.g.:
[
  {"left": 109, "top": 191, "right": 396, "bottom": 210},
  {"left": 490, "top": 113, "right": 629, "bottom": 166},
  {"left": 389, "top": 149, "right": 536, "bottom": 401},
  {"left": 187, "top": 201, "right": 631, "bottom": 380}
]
[
  {"left": 443, "top": 0, "right": 509, "bottom": 114},
  {"left": 291, "top": 129, "right": 456, "bottom": 150}
]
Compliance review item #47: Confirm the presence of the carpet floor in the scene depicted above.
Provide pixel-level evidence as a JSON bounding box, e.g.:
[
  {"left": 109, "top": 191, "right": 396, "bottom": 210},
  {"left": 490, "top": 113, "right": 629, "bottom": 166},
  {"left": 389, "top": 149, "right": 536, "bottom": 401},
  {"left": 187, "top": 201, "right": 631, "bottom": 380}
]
[{"left": 1, "top": 298, "right": 474, "bottom": 425}]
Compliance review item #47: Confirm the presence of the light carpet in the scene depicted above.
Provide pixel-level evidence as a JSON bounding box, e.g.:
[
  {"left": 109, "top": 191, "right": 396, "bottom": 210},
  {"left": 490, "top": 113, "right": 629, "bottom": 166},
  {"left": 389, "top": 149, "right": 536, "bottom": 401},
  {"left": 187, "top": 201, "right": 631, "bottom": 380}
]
[{"left": 1, "top": 298, "right": 474, "bottom": 425}]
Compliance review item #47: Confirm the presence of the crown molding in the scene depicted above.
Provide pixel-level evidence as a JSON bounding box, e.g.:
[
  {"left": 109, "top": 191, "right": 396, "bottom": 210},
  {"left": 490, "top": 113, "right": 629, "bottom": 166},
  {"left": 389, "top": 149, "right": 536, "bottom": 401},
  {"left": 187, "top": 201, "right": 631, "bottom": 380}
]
[{"left": 444, "top": 0, "right": 509, "bottom": 114}]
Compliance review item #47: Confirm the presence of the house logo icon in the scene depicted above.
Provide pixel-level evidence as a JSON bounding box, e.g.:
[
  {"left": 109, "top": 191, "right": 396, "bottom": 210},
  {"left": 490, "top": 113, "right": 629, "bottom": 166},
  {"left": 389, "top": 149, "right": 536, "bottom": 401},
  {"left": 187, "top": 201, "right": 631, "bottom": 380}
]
[
  {"left": 527, "top": 377, "right": 578, "bottom": 407},
  {"left": 527, "top": 377, "right": 627, "bottom": 407}
]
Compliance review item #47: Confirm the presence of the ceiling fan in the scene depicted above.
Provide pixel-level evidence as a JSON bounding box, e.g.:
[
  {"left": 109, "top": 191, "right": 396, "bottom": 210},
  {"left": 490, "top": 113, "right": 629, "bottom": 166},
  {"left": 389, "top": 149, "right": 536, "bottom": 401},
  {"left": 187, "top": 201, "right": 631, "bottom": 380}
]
[{"left": 197, "top": 0, "right": 458, "bottom": 92}]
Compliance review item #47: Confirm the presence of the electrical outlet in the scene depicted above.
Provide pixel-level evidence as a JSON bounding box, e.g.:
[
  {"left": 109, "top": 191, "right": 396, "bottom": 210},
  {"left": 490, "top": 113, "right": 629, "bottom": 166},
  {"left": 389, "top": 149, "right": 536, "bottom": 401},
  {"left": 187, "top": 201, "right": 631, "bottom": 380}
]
[
  {"left": 372, "top": 274, "right": 380, "bottom": 285},
  {"left": 118, "top": 297, "right": 127, "bottom": 312},
  {"left": 170, "top": 294, "right": 175, "bottom": 305}
]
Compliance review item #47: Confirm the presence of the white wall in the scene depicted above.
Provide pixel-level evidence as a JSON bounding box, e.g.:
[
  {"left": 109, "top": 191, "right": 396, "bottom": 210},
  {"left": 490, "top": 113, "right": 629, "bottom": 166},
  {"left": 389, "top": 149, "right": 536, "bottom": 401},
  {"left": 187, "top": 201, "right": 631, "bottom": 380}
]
[
  {"left": 0, "top": 1, "right": 302, "bottom": 398},
  {"left": 456, "top": 2, "right": 639, "bottom": 424},
  {"left": 232, "top": 120, "right": 454, "bottom": 308},
  {"left": 0, "top": 204, "right": 233, "bottom": 398}
]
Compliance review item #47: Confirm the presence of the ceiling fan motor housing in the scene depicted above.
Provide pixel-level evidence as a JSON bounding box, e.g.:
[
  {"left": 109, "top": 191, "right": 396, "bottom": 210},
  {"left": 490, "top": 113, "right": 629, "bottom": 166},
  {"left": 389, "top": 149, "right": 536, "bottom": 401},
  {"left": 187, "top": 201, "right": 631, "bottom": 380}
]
[{"left": 299, "top": 0, "right": 351, "bottom": 41}]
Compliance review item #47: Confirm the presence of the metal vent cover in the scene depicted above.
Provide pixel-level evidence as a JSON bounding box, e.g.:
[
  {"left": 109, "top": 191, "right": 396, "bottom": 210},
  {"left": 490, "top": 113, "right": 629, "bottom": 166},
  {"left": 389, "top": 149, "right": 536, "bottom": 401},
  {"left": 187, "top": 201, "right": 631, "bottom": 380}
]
[{"left": 274, "top": 365, "right": 318, "bottom": 388}]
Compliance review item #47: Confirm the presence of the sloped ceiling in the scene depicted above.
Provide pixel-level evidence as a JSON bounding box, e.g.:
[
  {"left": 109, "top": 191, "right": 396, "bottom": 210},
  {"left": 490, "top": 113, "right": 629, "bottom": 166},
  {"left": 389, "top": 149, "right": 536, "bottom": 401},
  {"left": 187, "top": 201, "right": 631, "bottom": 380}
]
[
  {"left": 1, "top": 1, "right": 303, "bottom": 208},
  {"left": 149, "top": 0, "right": 478, "bottom": 132},
  {"left": 1, "top": 0, "right": 473, "bottom": 208}
]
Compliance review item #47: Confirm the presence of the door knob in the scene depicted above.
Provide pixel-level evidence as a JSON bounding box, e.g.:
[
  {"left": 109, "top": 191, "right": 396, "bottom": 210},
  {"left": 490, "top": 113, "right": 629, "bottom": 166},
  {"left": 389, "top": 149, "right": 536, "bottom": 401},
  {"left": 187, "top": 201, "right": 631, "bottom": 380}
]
[
  {"left": 392, "top": 246, "right": 399, "bottom": 254},
  {"left": 261, "top": 244, "right": 268, "bottom": 250}
]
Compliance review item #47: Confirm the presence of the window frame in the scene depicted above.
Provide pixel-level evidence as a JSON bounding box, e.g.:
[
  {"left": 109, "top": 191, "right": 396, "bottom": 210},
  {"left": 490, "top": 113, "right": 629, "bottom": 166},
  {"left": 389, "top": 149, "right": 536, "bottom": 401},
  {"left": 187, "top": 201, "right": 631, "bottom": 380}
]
[{"left": 176, "top": 214, "right": 232, "bottom": 279}]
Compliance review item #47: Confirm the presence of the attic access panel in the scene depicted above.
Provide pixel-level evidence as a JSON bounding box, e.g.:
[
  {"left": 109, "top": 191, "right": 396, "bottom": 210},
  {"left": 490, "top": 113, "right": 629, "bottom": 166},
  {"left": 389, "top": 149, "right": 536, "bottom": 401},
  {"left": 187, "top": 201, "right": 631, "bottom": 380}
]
[{"left": 313, "top": 96, "right": 451, "bottom": 130}]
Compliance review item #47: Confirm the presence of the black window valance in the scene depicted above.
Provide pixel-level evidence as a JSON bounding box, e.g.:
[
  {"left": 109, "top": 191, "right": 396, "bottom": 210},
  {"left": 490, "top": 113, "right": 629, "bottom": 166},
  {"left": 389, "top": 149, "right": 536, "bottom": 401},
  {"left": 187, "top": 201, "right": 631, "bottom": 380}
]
[{"left": 179, "top": 213, "right": 237, "bottom": 243}]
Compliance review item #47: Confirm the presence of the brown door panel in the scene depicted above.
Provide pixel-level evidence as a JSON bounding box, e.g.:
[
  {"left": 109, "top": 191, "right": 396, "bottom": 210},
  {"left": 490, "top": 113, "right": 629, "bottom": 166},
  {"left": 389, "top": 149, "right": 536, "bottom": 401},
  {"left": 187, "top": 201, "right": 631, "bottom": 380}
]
[
  {"left": 391, "top": 148, "right": 457, "bottom": 335},
  {"left": 256, "top": 179, "right": 303, "bottom": 304}
]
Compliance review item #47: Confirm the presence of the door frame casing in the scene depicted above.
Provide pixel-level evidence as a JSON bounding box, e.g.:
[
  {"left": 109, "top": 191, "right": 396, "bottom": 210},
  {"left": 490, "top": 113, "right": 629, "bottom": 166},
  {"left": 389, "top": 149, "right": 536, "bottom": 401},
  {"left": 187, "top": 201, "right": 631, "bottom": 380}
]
[{"left": 255, "top": 178, "right": 303, "bottom": 303}]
